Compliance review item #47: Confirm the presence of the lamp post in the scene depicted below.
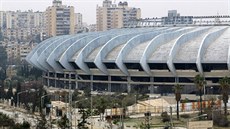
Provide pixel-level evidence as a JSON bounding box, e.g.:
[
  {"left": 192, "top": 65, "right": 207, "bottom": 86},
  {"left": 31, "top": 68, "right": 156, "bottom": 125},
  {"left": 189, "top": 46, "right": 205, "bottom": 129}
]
[
  {"left": 41, "top": 93, "right": 52, "bottom": 129},
  {"left": 41, "top": 94, "right": 52, "bottom": 113},
  {"left": 121, "top": 100, "right": 124, "bottom": 129},
  {"left": 90, "top": 91, "right": 93, "bottom": 129},
  {"left": 17, "top": 90, "right": 27, "bottom": 107},
  {"left": 17, "top": 89, "right": 36, "bottom": 108}
]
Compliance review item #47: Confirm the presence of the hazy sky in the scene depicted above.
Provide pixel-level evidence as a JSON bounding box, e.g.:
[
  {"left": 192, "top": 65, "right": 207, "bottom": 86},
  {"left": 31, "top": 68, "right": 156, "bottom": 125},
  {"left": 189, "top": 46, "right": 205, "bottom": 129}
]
[{"left": 0, "top": 0, "right": 229, "bottom": 24}]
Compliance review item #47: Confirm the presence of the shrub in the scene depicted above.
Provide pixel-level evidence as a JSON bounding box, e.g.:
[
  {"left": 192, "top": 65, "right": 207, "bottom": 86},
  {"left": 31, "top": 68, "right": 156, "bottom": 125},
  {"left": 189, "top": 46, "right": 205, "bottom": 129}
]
[
  {"left": 218, "top": 117, "right": 229, "bottom": 127},
  {"left": 180, "top": 114, "right": 190, "bottom": 119},
  {"left": 161, "top": 112, "right": 170, "bottom": 123},
  {"left": 212, "top": 110, "right": 229, "bottom": 127}
]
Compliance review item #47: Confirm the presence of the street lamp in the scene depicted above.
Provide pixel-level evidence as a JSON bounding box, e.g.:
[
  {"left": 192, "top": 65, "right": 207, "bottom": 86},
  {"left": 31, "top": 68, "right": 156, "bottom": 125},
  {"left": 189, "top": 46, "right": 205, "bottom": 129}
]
[
  {"left": 90, "top": 91, "right": 93, "bottom": 129},
  {"left": 17, "top": 89, "right": 36, "bottom": 108},
  {"left": 41, "top": 94, "right": 52, "bottom": 113},
  {"left": 121, "top": 100, "right": 124, "bottom": 129}
]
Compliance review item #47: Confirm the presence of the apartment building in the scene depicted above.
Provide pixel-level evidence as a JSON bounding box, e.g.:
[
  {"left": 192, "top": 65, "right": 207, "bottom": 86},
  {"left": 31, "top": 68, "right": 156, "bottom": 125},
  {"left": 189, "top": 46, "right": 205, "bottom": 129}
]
[
  {"left": 96, "top": 0, "right": 141, "bottom": 31},
  {"left": 45, "top": 0, "right": 75, "bottom": 37},
  {"left": 75, "top": 13, "right": 83, "bottom": 32},
  {"left": 0, "top": 10, "right": 45, "bottom": 41},
  {"left": 2, "top": 40, "right": 37, "bottom": 63},
  {"left": 0, "top": 10, "right": 44, "bottom": 29}
]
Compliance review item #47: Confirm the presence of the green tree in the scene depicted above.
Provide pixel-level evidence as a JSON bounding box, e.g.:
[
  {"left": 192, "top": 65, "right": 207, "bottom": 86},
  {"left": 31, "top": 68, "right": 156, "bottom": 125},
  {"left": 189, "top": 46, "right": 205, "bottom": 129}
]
[
  {"left": 0, "top": 81, "right": 5, "bottom": 99},
  {"left": 36, "top": 114, "right": 48, "bottom": 129},
  {"left": 194, "top": 74, "right": 206, "bottom": 115},
  {"left": 0, "top": 45, "right": 7, "bottom": 81},
  {"left": 219, "top": 76, "right": 230, "bottom": 116},
  {"left": 36, "top": 86, "right": 46, "bottom": 112},
  {"left": 28, "top": 67, "right": 42, "bottom": 80},
  {"left": 173, "top": 83, "right": 183, "bottom": 120},
  {"left": 95, "top": 97, "right": 108, "bottom": 120},
  {"left": 14, "top": 82, "right": 21, "bottom": 106},
  {"left": 0, "top": 112, "right": 15, "bottom": 127},
  {"left": 20, "top": 121, "right": 31, "bottom": 129},
  {"left": 6, "top": 85, "right": 13, "bottom": 100},
  {"left": 77, "top": 109, "right": 90, "bottom": 129},
  {"left": 72, "top": 89, "right": 81, "bottom": 101},
  {"left": 57, "top": 114, "right": 70, "bottom": 129},
  {"left": 0, "top": 32, "right": 4, "bottom": 41}
]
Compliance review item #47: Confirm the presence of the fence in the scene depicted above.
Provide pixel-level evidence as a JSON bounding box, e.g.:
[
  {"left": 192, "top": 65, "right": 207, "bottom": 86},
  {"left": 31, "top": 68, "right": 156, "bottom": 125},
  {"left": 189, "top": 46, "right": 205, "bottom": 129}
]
[{"left": 105, "top": 99, "right": 223, "bottom": 116}]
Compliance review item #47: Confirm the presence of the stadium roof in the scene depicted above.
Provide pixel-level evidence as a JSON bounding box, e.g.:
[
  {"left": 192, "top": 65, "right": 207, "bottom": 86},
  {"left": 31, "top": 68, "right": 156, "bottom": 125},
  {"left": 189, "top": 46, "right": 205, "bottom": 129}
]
[{"left": 26, "top": 26, "right": 230, "bottom": 76}]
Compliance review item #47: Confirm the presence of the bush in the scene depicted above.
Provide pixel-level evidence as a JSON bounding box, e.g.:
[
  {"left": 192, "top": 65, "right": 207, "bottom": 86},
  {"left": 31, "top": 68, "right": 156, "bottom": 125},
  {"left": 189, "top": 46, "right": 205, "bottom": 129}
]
[
  {"left": 180, "top": 114, "right": 190, "bottom": 119},
  {"left": 212, "top": 110, "right": 229, "bottom": 127},
  {"left": 14, "top": 121, "right": 31, "bottom": 129},
  {"left": 161, "top": 112, "right": 170, "bottom": 123},
  {"left": 204, "top": 108, "right": 212, "bottom": 120},
  {"left": 218, "top": 117, "right": 229, "bottom": 127}
]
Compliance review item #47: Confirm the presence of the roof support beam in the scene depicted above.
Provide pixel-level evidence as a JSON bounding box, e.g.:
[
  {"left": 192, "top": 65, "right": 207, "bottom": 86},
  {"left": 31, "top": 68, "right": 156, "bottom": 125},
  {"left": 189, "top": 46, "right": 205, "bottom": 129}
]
[
  {"left": 59, "top": 35, "right": 100, "bottom": 71},
  {"left": 140, "top": 28, "right": 192, "bottom": 75},
  {"left": 197, "top": 27, "right": 228, "bottom": 74},
  {"left": 94, "top": 34, "right": 137, "bottom": 74},
  {"left": 30, "top": 37, "right": 63, "bottom": 71},
  {"left": 47, "top": 34, "right": 87, "bottom": 72},
  {"left": 116, "top": 28, "right": 170, "bottom": 75},
  {"left": 75, "top": 35, "right": 115, "bottom": 74},
  {"left": 37, "top": 35, "right": 71, "bottom": 72},
  {"left": 168, "top": 27, "right": 210, "bottom": 76}
]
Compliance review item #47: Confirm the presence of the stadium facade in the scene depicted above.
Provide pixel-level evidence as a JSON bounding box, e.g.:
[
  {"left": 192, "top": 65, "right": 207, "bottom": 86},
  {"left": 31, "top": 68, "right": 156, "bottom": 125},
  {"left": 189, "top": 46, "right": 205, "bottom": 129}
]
[{"left": 26, "top": 26, "right": 230, "bottom": 94}]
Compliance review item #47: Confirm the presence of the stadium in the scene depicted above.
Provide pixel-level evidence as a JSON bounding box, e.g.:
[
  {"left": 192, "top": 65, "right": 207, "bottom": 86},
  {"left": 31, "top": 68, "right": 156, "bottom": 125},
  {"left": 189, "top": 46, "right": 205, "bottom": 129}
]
[{"left": 26, "top": 26, "right": 230, "bottom": 94}]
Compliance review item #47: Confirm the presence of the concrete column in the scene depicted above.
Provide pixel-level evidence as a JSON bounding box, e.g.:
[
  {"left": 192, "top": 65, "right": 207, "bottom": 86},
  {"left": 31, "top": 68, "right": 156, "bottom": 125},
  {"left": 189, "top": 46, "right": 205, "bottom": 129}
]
[
  {"left": 127, "top": 76, "right": 131, "bottom": 93},
  {"left": 69, "top": 73, "right": 71, "bottom": 89},
  {"left": 47, "top": 72, "right": 50, "bottom": 87},
  {"left": 90, "top": 75, "right": 93, "bottom": 91},
  {"left": 175, "top": 77, "right": 179, "bottom": 83},
  {"left": 75, "top": 73, "right": 78, "bottom": 89},
  {"left": 42, "top": 72, "right": 45, "bottom": 85},
  {"left": 64, "top": 73, "right": 66, "bottom": 88},
  {"left": 108, "top": 76, "right": 111, "bottom": 92},
  {"left": 54, "top": 73, "right": 57, "bottom": 88},
  {"left": 149, "top": 77, "right": 154, "bottom": 94}
]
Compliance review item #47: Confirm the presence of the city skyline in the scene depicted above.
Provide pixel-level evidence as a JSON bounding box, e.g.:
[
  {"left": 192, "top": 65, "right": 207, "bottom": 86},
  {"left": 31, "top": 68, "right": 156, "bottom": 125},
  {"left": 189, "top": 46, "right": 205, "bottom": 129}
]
[{"left": 0, "top": 0, "right": 229, "bottom": 24}]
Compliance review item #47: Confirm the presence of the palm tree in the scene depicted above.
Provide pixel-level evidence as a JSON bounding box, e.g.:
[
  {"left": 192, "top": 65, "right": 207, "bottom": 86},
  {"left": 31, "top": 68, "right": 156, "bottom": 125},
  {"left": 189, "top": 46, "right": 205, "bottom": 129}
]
[
  {"left": 173, "top": 83, "right": 183, "bottom": 120},
  {"left": 194, "top": 74, "right": 206, "bottom": 115},
  {"left": 219, "top": 76, "right": 230, "bottom": 116}
]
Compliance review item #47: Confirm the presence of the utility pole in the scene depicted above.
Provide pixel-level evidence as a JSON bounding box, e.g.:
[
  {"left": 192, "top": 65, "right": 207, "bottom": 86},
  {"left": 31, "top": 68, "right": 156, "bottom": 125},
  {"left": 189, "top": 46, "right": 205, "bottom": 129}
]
[
  {"left": 170, "top": 106, "right": 173, "bottom": 129},
  {"left": 90, "top": 75, "right": 93, "bottom": 129},
  {"left": 68, "top": 81, "right": 73, "bottom": 129},
  {"left": 121, "top": 101, "right": 125, "bottom": 129}
]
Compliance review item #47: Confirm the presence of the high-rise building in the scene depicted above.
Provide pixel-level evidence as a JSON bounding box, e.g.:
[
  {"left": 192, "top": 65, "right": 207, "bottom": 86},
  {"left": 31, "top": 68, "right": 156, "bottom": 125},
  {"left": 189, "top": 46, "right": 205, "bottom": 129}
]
[
  {"left": 96, "top": 0, "right": 141, "bottom": 31},
  {"left": 0, "top": 10, "right": 44, "bottom": 30},
  {"left": 75, "top": 13, "right": 83, "bottom": 32},
  {"left": 2, "top": 40, "right": 37, "bottom": 63},
  {"left": 45, "top": 0, "right": 75, "bottom": 37},
  {"left": 0, "top": 10, "right": 45, "bottom": 41}
]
